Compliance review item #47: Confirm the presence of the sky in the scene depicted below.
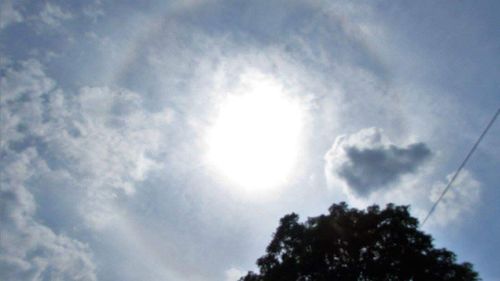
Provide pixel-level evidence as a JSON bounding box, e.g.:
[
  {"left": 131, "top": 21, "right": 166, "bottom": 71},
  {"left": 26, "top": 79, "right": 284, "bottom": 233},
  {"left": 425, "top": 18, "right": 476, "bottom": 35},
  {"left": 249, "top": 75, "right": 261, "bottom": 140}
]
[{"left": 1, "top": 1, "right": 499, "bottom": 280}]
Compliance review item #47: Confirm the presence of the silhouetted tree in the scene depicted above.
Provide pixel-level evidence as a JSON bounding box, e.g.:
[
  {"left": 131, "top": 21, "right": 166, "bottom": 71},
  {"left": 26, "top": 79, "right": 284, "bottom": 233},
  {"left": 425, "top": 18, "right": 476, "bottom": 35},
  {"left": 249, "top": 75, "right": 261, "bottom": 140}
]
[{"left": 240, "top": 202, "right": 479, "bottom": 281}]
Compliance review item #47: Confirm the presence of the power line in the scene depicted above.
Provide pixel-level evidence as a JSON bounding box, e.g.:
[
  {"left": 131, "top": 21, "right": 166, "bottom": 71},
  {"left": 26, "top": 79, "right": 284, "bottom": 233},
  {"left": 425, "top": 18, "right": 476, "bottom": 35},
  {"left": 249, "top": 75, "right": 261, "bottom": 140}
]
[{"left": 421, "top": 108, "right": 500, "bottom": 226}]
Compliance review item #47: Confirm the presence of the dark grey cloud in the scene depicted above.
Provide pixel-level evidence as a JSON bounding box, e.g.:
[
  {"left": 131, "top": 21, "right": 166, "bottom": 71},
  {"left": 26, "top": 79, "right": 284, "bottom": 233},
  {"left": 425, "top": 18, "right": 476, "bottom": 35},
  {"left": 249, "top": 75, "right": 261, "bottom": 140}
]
[
  {"left": 325, "top": 128, "right": 432, "bottom": 197},
  {"left": 338, "top": 143, "right": 431, "bottom": 196}
]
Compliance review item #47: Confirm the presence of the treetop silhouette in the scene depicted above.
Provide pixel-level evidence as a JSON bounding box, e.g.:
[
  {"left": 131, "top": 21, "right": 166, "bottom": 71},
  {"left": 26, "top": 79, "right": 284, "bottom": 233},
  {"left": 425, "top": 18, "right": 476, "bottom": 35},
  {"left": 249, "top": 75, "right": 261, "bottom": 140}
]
[{"left": 240, "top": 202, "right": 479, "bottom": 281}]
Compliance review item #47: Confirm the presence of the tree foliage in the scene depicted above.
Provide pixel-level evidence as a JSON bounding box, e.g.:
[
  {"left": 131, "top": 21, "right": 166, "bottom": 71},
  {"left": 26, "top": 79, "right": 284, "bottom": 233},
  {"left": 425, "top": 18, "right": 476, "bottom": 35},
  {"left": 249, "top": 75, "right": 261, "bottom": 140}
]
[{"left": 240, "top": 202, "right": 479, "bottom": 281}]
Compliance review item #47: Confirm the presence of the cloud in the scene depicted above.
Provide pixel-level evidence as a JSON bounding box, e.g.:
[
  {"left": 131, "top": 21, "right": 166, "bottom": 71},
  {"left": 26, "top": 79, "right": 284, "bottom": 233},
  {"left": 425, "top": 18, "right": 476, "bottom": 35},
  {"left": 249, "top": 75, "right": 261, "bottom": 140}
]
[
  {"left": 83, "top": 2, "right": 105, "bottom": 22},
  {"left": 0, "top": 1, "right": 23, "bottom": 30},
  {"left": 0, "top": 59, "right": 97, "bottom": 280},
  {"left": 3, "top": 58, "right": 173, "bottom": 228},
  {"left": 39, "top": 3, "right": 72, "bottom": 27},
  {"left": 0, "top": 149, "right": 97, "bottom": 281},
  {"left": 224, "top": 267, "right": 245, "bottom": 281},
  {"left": 428, "top": 170, "right": 481, "bottom": 227},
  {"left": 2, "top": 1, "right": 495, "bottom": 279},
  {"left": 338, "top": 143, "right": 431, "bottom": 194},
  {"left": 324, "top": 128, "right": 482, "bottom": 230},
  {"left": 69, "top": 86, "right": 172, "bottom": 228},
  {"left": 325, "top": 127, "right": 432, "bottom": 197},
  {"left": 1, "top": 58, "right": 173, "bottom": 279}
]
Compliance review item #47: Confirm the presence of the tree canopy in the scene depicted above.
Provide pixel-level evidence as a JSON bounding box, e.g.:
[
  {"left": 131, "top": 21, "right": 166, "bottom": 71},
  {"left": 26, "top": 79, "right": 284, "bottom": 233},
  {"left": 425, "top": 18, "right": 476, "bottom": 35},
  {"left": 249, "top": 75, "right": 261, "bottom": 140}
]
[{"left": 240, "top": 202, "right": 479, "bottom": 281}]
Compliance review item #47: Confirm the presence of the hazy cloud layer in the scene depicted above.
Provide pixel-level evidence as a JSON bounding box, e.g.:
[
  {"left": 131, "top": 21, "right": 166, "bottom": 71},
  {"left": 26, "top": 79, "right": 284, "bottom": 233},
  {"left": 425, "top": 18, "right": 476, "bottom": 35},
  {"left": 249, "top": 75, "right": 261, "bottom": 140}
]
[{"left": 325, "top": 127, "right": 432, "bottom": 197}]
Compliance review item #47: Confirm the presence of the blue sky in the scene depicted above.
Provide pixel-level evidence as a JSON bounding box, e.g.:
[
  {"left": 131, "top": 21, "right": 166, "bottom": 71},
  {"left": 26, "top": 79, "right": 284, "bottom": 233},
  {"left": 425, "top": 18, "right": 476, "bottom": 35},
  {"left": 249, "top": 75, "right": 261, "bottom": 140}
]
[{"left": 1, "top": 1, "right": 499, "bottom": 280}]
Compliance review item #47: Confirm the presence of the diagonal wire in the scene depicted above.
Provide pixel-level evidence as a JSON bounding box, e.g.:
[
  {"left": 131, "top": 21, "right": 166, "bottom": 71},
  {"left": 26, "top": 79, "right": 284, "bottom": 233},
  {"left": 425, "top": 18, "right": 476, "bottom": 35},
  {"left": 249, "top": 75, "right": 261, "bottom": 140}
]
[{"left": 422, "top": 108, "right": 500, "bottom": 226}]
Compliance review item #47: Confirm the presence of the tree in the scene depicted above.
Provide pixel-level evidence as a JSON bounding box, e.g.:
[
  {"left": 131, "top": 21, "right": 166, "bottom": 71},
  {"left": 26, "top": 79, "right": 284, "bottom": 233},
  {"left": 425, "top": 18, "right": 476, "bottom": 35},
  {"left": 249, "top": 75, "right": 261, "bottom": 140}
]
[{"left": 240, "top": 202, "right": 479, "bottom": 281}]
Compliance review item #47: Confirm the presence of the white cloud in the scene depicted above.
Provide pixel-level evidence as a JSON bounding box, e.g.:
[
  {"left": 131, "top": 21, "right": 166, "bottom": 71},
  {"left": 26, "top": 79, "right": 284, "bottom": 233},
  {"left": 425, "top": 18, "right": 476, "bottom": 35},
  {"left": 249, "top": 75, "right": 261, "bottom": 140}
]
[
  {"left": 68, "top": 86, "right": 171, "bottom": 228},
  {"left": 224, "top": 267, "right": 245, "bottom": 281},
  {"left": 0, "top": 1, "right": 23, "bottom": 30},
  {"left": 7, "top": 62, "right": 170, "bottom": 228},
  {"left": 0, "top": 148, "right": 97, "bottom": 281},
  {"left": 0, "top": 60, "right": 97, "bottom": 280},
  {"left": 83, "top": 1, "right": 105, "bottom": 22},
  {"left": 39, "top": 3, "right": 72, "bottom": 27},
  {"left": 428, "top": 170, "right": 481, "bottom": 227},
  {"left": 0, "top": 59, "right": 55, "bottom": 150},
  {"left": 0, "top": 58, "right": 173, "bottom": 278}
]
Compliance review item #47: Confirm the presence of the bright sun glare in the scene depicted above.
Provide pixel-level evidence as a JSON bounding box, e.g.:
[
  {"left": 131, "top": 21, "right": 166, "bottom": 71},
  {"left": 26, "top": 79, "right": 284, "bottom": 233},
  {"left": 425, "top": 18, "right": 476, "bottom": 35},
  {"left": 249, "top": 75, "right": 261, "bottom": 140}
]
[{"left": 207, "top": 72, "right": 304, "bottom": 193}]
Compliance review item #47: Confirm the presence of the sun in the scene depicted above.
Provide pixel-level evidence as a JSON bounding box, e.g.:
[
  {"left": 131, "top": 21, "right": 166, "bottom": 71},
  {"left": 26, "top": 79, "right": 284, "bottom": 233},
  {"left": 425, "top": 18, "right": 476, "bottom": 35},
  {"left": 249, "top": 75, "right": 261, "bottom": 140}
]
[{"left": 206, "top": 72, "right": 304, "bottom": 193}]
